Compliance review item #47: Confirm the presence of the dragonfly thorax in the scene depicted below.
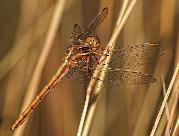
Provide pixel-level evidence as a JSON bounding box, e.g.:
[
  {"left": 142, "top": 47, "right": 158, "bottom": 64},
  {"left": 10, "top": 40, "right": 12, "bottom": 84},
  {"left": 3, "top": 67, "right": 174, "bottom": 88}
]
[
  {"left": 76, "top": 36, "right": 100, "bottom": 53},
  {"left": 64, "top": 36, "right": 101, "bottom": 68}
]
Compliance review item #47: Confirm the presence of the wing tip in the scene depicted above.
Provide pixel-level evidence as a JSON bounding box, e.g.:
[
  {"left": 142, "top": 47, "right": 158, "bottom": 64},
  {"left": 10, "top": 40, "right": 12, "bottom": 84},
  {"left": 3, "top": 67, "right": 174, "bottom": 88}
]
[
  {"left": 74, "top": 24, "right": 80, "bottom": 28},
  {"left": 103, "top": 7, "right": 108, "bottom": 14}
]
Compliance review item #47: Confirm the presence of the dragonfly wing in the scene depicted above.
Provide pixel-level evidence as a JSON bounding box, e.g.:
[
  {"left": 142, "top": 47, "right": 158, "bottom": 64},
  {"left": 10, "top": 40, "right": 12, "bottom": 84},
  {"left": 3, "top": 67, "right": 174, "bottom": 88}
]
[
  {"left": 70, "top": 24, "right": 82, "bottom": 44},
  {"left": 66, "top": 66, "right": 93, "bottom": 87},
  {"left": 108, "top": 43, "right": 161, "bottom": 69},
  {"left": 95, "top": 68, "right": 156, "bottom": 87},
  {"left": 66, "top": 66, "right": 156, "bottom": 88},
  {"left": 79, "top": 7, "right": 108, "bottom": 40},
  {"left": 72, "top": 24, "right": 82, "bottom": 40}
]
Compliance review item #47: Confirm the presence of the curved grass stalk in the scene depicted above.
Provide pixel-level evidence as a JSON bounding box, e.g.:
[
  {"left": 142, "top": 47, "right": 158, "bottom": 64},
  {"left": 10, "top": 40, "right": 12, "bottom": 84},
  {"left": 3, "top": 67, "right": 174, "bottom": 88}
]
[
  {"left": 150, "top": 63, "right": 179, "bottom": 136},
  {"left": 77, "top": 0, "right": 138, "bottom": 136},
  {"left": 12, "top": 0, "right": 66, "bottom": 136}
]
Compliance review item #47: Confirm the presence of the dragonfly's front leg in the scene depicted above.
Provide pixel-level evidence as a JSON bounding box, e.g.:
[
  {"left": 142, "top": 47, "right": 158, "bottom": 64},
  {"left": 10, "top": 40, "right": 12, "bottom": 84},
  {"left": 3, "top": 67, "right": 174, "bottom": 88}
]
[
  {"left": 91, "top": 50, "right": 108, "bottom": 65},
  {"left": 84, "top": 56, "right": 92, "bottom": 77},
  {"left": 91, "top": 54, "right": 100, "bottom": 66}
]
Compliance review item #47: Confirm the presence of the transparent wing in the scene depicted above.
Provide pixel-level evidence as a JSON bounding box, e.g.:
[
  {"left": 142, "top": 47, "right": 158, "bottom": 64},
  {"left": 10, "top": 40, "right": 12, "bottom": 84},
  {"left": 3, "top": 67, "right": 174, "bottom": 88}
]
[
  {"left": 97, "top": 68, "right": 156, "bottom": 87},
  {"left": 79, "top": 7, "right": 108, "bottom": 40},
  {"left": 67, "top": 7, "right": 108, "bottom": 48},
  {"left": 68, "top": 24, "right": 82, "bottom": 47},
  {"left": 66, "top": 66, "right": 93, "bottom": 86},
  {"left": 66, "top": 66, "right": 156, "bottom": 87},
  {"left": 71, "top": 24, "right": 82, "bottom": 43},
  {"left": 107, "top": 43, "right": 161, "bottom": 69}
]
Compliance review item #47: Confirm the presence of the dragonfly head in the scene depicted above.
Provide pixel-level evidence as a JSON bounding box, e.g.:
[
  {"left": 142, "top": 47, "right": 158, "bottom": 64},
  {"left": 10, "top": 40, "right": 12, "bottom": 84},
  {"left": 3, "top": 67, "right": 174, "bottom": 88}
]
[{"left": 85, "top": 36, "right": 100, "bottom": 51}]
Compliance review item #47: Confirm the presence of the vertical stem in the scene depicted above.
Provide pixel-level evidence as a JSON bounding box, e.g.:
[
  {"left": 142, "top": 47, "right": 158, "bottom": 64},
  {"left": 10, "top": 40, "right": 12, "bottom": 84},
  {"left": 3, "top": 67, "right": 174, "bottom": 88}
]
[
  {"left": 150, "top": 63, "right": 179, "bottom": 136},
  {"left": 77, "top": 0, "right": 138, "bottom": 136},
  {"left": 12, "top": 0, "right": 66, "bottom": 136}
]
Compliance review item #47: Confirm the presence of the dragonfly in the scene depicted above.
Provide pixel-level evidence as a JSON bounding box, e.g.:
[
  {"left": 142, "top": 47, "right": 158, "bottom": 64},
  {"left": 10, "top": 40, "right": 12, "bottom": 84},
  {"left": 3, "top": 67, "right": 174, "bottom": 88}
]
[{"left": 11, "top": 7, "right": 160, "bottom": 131}]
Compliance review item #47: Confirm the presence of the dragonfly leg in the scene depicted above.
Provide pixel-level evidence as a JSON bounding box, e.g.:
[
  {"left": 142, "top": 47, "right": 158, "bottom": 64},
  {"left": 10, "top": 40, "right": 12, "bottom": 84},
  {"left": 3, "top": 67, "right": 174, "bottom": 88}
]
[
  {"left": 91, "top": 55, "right": 100, "bottom": 65},
  {"left": 85, "top": 57, "right": 91, "bottom": 76}
]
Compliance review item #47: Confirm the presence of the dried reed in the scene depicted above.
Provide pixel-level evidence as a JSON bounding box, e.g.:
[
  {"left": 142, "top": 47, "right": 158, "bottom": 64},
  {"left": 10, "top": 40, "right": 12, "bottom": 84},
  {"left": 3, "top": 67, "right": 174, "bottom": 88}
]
[
  {"left": 150, "top": 63, "right": 179, "bottom": 136},
  {"left": 12, "top": 0, "right": 66, "bottom": 136},
  {"left": 161, "top": 74, "right": 170, "bottom": 120},
  {"left": 77, "top": 0, "right": 138, "bottom": 136},
  {"left": 164, "top": 77, "right": 179, "bottom": 135},
  {"left": 0, "top": 4, "right": 54, "bottom": 80},
  {"left": 171, "top": 115, "right": 179, "bottom": 136}
]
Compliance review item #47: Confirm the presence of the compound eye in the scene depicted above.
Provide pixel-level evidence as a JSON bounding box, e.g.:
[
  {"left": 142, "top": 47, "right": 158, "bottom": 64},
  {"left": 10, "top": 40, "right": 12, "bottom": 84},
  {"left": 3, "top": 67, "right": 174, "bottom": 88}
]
[{"left": 93, "top": 39, "right": 97, "bottom": 44}]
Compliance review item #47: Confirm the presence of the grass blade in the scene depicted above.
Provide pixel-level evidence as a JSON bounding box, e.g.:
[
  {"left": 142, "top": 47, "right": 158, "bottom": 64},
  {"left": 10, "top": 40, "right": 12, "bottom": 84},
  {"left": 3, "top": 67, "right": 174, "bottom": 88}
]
[
  {"left": 77, "top": 0, "right": 138, "bottom": 136},
  {"left": 12, "top": 0, "right": 66, "bottom": 135}
]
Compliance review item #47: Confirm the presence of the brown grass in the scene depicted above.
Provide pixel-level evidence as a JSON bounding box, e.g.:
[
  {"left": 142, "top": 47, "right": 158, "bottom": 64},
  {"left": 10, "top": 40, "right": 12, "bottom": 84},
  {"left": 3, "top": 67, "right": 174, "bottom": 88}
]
[
  {"left": 12, "top": 0, "right": 66, "bottom": 136},
  {"left": 78, "top": 0, "right": 138, "bottom": 136}
]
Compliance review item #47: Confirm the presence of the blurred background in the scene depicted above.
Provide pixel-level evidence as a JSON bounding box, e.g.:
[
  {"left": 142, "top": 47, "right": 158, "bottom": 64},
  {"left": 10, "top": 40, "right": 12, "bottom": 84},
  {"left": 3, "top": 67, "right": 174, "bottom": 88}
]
[{"left": 0, "top": 0, "right": 178, "bottom": 136}]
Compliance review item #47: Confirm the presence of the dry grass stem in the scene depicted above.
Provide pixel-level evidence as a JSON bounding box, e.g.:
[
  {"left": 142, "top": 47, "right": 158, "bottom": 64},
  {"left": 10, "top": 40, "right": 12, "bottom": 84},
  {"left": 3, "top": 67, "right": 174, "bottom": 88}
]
[
  {"left": 161, "top": 73, "right": 170, "bottom": 120},
  {"left": 77, "top": 95, "right": 90, "bottom": 136},
  {"left": 0, "top": 5, "right": 55, "bottom": 80},
  {"left": 172, "top": 115, "right": 179, "bottom": 136},
  {"left": 116, "top": 0, "right": 130, "bottom": 26},
  {"left": 165, "top": 78, "right": 179, "bottom": 136},
  {"left": 77, "top": 0, "right": 138, "bottom": 136},
  {"left": 12, "top": 0, "right": 66, "bottom": 136},
  {"left": 150, "top": 63, "right": 179, "bottom": 136}
]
